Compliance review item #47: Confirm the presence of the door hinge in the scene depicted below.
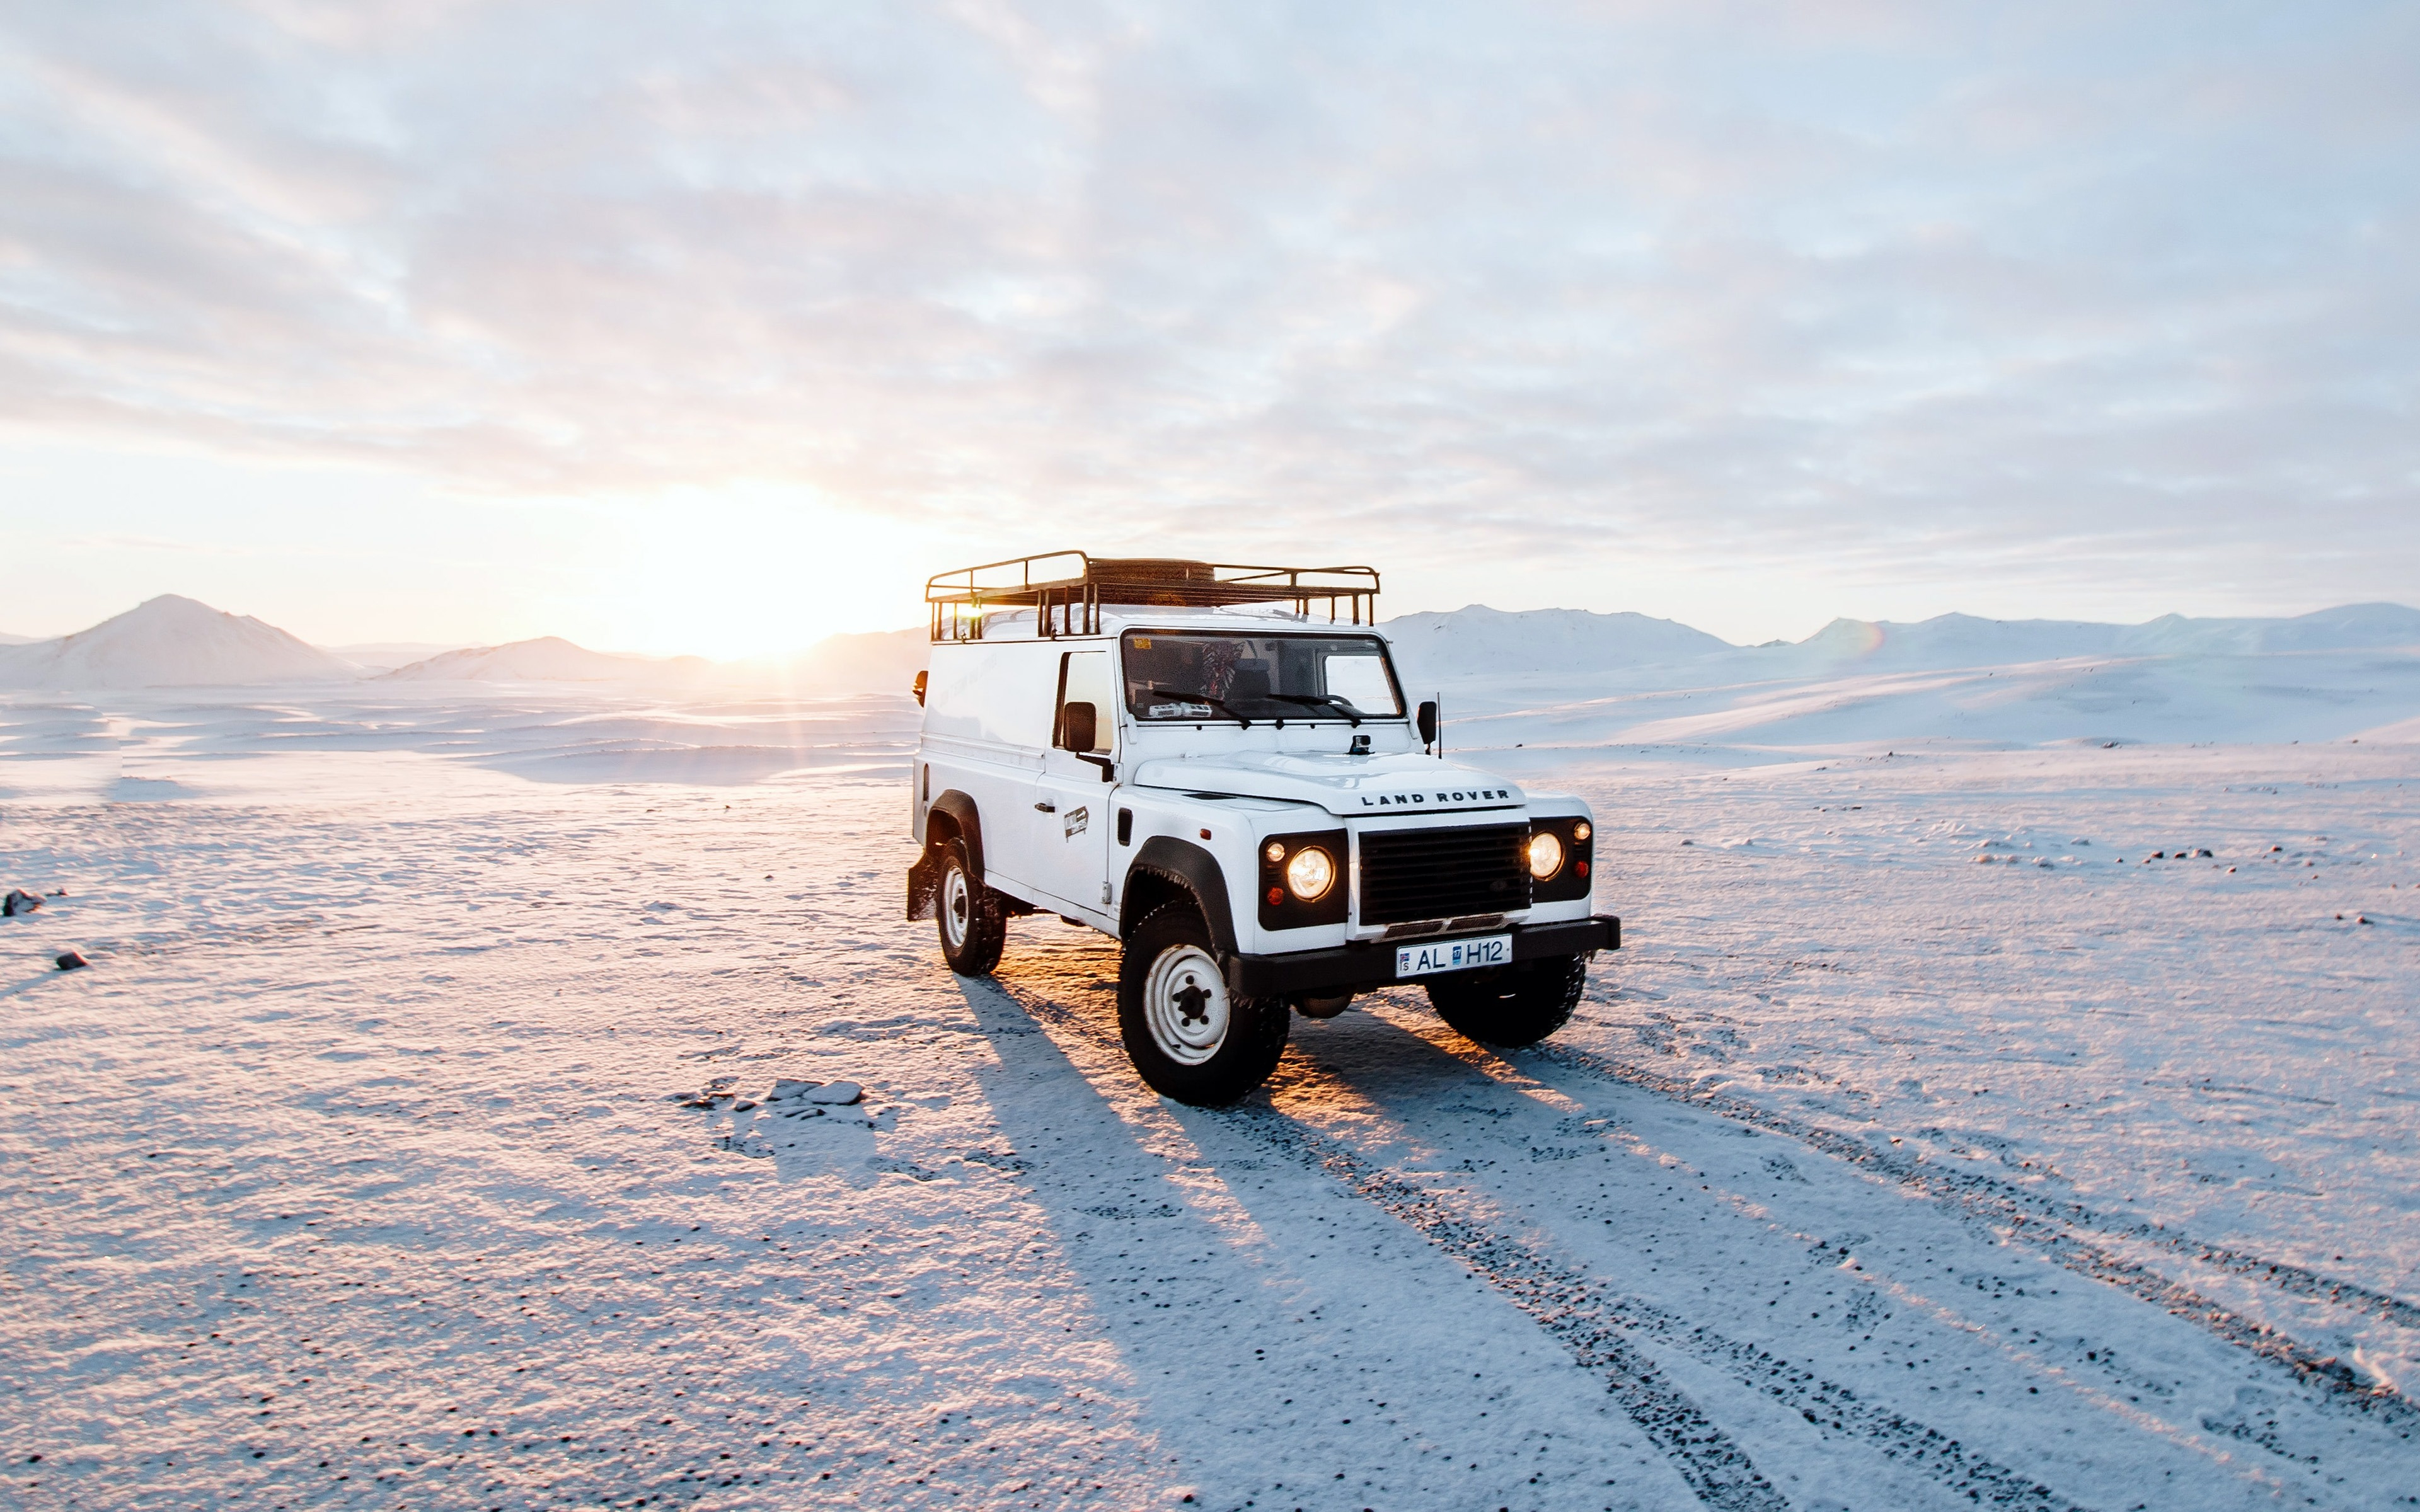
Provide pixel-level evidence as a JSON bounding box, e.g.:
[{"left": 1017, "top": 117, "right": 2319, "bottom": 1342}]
[{"left": 1101, "top": 882, "right": 1113, "bottom": 905}]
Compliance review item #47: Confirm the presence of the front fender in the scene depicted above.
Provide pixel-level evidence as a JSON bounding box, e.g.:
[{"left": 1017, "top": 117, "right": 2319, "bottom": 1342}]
[{"left": 1123, "top": 837, "right": 1237, "bottom": 956}]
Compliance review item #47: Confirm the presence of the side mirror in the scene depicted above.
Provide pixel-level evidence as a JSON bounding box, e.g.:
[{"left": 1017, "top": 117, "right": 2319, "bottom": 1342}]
[
  {"left": 912, "top": 670, "right": 928, "bottom": 707},
  {"left": 1061, "top": 701, "right": 1098, "bottom": 753},
  {"left": 1416, "top": 700, "right": 1438, "bottom": 747}
]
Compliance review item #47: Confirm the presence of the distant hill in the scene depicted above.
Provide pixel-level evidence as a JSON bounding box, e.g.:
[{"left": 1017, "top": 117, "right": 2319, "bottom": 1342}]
[
  {"left": 737, "top": 627, "right": 928, "bottom": 695},
  {"left": 381, "top": 636, "right": 716, "bottom": 684},
  {"left": 1410, "top": 602, "right": 2420, "bottom": 751},
  {"left": 1385, "top": 605, "right": 1734, "bottom": 684},
  {"left": 11, "top": 596, "right": 2415, "bottom": 753},
  {"left": 0, "top": 630, "right": 40, "bottom": 646},
  {"left": 0, "top": 595, "right": 361, "bottom": 688},
  {"left": 325, "top": 640, "right": 477, "bottom": 672},
  {"left": 1775, "top": 604, "right": 2420, "bottom": 672}
]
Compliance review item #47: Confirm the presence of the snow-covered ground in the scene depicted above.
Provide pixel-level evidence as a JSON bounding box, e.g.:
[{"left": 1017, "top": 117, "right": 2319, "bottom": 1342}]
[{"left": 4, "top": 689, "right": 2416, "bottom": 1509}]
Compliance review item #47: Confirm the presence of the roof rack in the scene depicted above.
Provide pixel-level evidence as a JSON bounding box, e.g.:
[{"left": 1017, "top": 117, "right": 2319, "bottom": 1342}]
[{"left": 926, "top": 551, "right": 1380, "bottom": 642}]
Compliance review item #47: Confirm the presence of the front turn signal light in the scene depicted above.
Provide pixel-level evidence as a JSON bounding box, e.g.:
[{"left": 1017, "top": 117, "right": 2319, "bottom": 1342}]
[{"left": 1528, "top": 830, "right": 1565, "bottom": 880}]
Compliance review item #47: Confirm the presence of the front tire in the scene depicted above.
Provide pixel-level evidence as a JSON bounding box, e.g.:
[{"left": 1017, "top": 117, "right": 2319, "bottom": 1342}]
[
  {"left": 935, "top": 839, "right": 1008, "bottom": 976},
  {"left": 1117, "top": 903, "right": 1288, "bottom": 1106},
  {"left": 1427, "top": 953, "right": 1586, "bottom": 1047}
]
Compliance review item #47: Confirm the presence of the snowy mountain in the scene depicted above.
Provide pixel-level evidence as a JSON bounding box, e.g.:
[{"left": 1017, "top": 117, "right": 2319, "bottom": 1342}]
[
  {"left": 1410, "top": 604, "right": 2420, "bottom": 752},
  {"left": 380, "top": 636, "right": 715, "bottom": 684},
  {"left": 1385, "top": 604, "right": 1734, "bottom": 683},
  {"left": 1385, "top": 602, "right": 2420, "bottom": 689},
  {"left": 0, "top": 595, "right": 361, "bottom": 688},
  {"left": 8, "top": 595, "right": 2414, "bottom": 753},
  {"left": 1771, "top": 603, "right": 2420, "bottom": 672},
  {"left": 2107, "top": 602, "right": 2420, "bottom": 655}
]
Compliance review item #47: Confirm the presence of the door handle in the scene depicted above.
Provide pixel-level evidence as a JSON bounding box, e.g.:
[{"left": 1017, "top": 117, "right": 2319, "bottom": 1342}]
[{"left": 1034, "top": 801, "right": 1056, "bottom": 813}]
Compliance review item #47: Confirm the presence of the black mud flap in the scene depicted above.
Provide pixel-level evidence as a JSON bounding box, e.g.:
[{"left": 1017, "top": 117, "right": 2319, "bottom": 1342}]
[{"left": 907, "top": 850, "right": 942, "bottom": 921}]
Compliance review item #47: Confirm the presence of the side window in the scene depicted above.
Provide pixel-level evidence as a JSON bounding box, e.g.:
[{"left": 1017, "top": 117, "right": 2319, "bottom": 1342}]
[{"left": 1056, "top": 650, "right": 1115, "bottom": 753}]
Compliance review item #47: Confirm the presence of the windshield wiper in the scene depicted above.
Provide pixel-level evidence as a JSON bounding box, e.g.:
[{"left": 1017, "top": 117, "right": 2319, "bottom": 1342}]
[
  {"left": 1267, "top": 692, "right": 1366, "bottom": 727},
  {"left": 1148, "top": 687, "right": 1252, "bottom": 728}
]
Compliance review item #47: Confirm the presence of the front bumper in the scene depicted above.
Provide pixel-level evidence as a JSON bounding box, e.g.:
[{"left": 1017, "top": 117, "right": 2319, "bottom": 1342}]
[{"left": 1224, "top": 915, "right": 1620, "bottom": 999}]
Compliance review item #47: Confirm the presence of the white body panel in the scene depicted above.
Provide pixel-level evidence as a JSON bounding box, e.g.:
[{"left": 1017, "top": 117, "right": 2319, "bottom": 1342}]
[{"left": 913, "top": 606, "right": 1595, "bottom": 953}]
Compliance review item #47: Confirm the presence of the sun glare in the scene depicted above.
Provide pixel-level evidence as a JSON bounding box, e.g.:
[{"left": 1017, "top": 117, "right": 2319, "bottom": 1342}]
[{"left": 594, "top": 487, "right": 931, "bottom": 659}]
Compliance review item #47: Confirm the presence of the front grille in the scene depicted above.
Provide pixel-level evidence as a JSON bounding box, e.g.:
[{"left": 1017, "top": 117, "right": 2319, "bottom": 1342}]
[{"left": 1357, "top": 823, "right": 1530, "bottom": 925}]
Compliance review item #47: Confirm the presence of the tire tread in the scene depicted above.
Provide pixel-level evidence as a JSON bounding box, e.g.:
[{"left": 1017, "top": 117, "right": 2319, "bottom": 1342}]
[
  {"left": 937, "top": 839, "right": 1008, "bottom": 976},
  {"left": 1428, "top": 953, "right": 1586, "bottom": 1047},
  {"left": 1117, "top": 902, "right": 1288, "bottom": 1105}
]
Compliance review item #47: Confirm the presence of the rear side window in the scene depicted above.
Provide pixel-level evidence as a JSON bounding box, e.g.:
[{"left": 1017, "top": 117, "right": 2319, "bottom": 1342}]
[{"left": 921, "top": 643, "right": 1059, "bottom": 748}]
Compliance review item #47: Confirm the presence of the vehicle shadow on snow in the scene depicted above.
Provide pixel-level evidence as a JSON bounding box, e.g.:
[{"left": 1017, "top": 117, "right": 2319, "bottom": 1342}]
[
  {"left": 1256, "top": 990, "right": 1519, "bottom": 1109},
  {"left": 933, "top": 946, "right": 1659, "bottom": 1504},
  {"left": 939, "top": 959, "right": 1338, "bottom": 1490}
]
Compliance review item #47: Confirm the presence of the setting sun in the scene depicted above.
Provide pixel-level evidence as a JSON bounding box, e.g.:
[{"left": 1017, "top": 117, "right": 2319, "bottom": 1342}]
[{"left": 586, "top": 486, "right": 933, "bottom": 658}]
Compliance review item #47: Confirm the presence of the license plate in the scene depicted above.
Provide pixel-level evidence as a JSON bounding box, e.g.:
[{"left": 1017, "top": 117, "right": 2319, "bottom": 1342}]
[{"left": 1395, "top": 932, "right": 1512, "bottom": 978}]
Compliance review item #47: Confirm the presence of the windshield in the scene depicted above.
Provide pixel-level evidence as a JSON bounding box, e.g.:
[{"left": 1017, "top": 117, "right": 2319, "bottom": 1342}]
[{"left": 1121, "top": 631, "right": 1406, "bottom": 723}]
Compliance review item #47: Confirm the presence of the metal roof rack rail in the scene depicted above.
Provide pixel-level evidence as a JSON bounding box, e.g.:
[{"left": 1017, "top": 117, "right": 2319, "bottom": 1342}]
[{"left": 926, "top": 551, "right": 1380, "bottom": 641}]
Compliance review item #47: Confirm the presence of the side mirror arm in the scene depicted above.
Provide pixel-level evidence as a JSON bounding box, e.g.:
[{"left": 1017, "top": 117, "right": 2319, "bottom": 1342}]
[{"left": 1078, "top": 754, "right": 1116, "bottom": 782}]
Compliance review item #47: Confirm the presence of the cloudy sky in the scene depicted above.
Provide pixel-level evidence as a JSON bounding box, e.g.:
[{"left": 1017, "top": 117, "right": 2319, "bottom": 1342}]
[{"left": 3, "top": 1, "right": 2414, "bottom": 655}]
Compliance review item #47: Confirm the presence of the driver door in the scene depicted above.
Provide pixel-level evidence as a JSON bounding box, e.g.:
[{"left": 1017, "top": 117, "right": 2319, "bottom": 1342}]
[{"left": 1028, "top": 648, "right": 1118, "bottom": 920}]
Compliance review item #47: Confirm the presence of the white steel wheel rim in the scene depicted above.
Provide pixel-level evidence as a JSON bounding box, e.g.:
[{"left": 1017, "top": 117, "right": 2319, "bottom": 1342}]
[
  {"left": 1144, "top": 944, "right": 1230, "bottom": 1066},
  {"left": 941, "top": 866, "right": 972, "bottom": 949}
]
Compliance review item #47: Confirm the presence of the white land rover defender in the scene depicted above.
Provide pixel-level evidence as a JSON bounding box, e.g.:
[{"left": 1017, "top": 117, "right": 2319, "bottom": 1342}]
[{"left": 907, "top": 552, "right": 1620, "bottom": 1106}]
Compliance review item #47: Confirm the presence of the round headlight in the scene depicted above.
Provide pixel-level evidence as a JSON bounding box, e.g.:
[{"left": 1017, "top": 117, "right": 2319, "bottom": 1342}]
[
  {"left": 1571, "top": 820, "right": 1591, "bottom": 842},
  {"left": 1528, "top": 830, "right": 1565, "bottom": 880},
  {"left": 1284, "top": 845, "right": 1335, "bottom": 901}
]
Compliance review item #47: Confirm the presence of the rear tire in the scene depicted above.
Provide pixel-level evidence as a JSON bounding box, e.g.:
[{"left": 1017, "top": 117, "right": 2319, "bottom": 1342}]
[
  {"left": 935, "top": 839, "right": 1007, "bottom": 976},
  {"left": 1427, "top": 953, "right": 1586, "bottom": 1048},
  {"left": 1117, "top": 903, "right": 1288, "bottom": 1106}
]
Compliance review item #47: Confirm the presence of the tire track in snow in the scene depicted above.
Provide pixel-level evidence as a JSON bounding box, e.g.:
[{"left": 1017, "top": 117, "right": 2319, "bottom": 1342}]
[
  {"left": 998, "top": 990, "right": 1783, "bottom": 1509},
  {"left": 1551, "top": 1022, "right": 2420, "bottom": 1336},
  {"left": 997, "top": 978, "right": 2077, "bottom": 1512},
  {"left": 1532, "top": 1031, "right": 2420, "bottom": 1424},
  {"left": 1219, "top": 1106, "right": 2085, "bottom": 1512},
  {"left": 1233, "top": 1111, "right": 1788, "bottom": 1512}
]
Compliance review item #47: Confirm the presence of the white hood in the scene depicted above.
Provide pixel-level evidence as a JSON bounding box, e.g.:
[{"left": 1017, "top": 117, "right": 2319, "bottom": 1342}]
[{"left": 1129, "top": 750, "right": 1525, "bottom": 818}]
